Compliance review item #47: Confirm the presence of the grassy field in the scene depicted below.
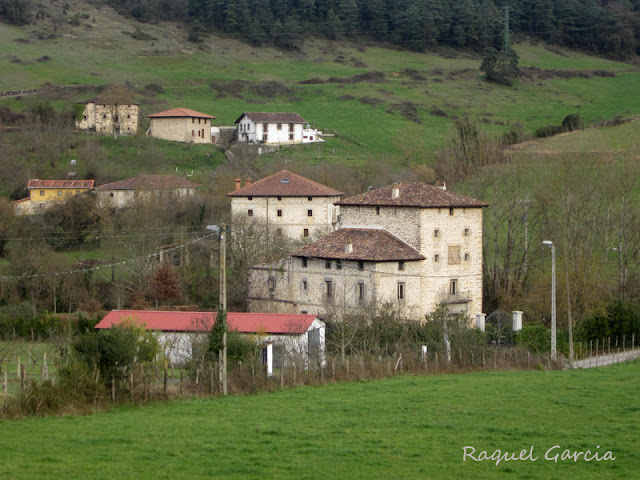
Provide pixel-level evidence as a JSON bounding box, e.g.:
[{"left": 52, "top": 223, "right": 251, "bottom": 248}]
[
  {"left": 0, "top": 361, "right": 638, "bottom": 479},
  {"left": 2, "top": 0, "right": 640, "bottom": 169}
]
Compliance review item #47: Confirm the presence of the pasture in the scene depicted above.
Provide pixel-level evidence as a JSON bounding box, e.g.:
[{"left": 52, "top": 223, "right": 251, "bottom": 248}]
[{"left": 1, "top": 360, "right": 638, "bottom": 479}]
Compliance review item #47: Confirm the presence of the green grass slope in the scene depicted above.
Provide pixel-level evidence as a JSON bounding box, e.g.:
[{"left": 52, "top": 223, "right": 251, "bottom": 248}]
[{"left": 1, "top": 361, "right": 638, "bottom": 479}]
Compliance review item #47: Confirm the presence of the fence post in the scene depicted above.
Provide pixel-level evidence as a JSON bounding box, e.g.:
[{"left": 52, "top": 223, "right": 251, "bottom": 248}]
[
  {"left": 280, "top": 357, "right": 285, "bottom": 387},
  {"left": 164, "top": 363, "right": 168, "bottom": 395},
  {"left": 633, "top": 333, "right": 636, "bottom": 349},
  {"left": 210, "top": 366, "right": 214, "bottom": 395},
  {"left": 179, "top": 371, "right": 183, "bottom": 396},
  {"left": 20, "top": 364, "right": 25, "bottom": 391},
  {"left": 16, "top": 356, "right": 20, "bottom": 379},
  {"left": 3, "top": 369, "right": 7, "bottom": 411}
]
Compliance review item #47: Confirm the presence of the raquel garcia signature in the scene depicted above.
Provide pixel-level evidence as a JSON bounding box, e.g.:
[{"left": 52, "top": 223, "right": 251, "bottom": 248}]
[{"left": 462, "top": 445, "right": 616, "bottom": 466}]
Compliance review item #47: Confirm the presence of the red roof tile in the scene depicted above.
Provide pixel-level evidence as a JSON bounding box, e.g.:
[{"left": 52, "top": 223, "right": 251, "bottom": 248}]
[
  {"left": 11, "top": 197, "right": 31, "bottom": 204},
  {"left": 147, "top": 108, "right": 215, "bottom": 119},
  {"left": 293, "top": 227, "right": 425, "bottom": 262},
  {"left": 27, "top": 179, "right": 95, "bottom": 189},
  {"left": 235, "top": 112, "right": 307, "bottom": 124},
  {"left": 227, "top": 170, "right": 343, "bottom": 197},
  {"left": 96, "top": 175, "right": 199, "bottom": 191},
  {"left": 95, "top": 310, "right": 319, "bottom": 334},
  {"left": 337, "top": 182, "right": 488, "bottom": 208}
]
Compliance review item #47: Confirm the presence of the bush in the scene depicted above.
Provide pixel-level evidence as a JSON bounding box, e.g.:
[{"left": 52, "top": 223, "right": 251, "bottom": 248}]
[
  {"left": 516, "top": 324, "right": 550, "bottom": 352},
  {"left": 534, "top": 124, "right": 564, "bottom": 138},
  {"left": 561, "top": 113, "right": 584, "bottom": 132}
]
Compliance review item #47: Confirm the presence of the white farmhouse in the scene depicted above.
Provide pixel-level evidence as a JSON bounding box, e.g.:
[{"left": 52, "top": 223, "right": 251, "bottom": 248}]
[
  {"left": 95, "top": 175, "right": 199, "bottom": 209},
  {"left": 228, "top": 170, "right": 344, "bottom": 241},
  {"left": 247, "top": 182, "right": 488, "bottom": 319},
  {"left": 147, "top": 108, "right": 216, "bottom": 143},
  {"left": 95, "top": 310, "right": 325, "bottom": 367},
  {"left": 235, "top": 112, "right": 321, "bottom": 144}
]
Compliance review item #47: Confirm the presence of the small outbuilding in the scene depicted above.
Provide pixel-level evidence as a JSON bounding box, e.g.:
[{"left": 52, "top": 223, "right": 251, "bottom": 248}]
[{"left": 95, "top": 310, "right": 325, "bottom": 366}]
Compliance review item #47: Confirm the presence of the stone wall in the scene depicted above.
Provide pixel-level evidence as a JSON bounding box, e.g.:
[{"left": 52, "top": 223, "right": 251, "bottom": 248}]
[
  {"left": 77, "top": 103, "right": 139, "bottom": 135},
  {"left": 149, "top": 117, "right": 212, "bottom": 143}
]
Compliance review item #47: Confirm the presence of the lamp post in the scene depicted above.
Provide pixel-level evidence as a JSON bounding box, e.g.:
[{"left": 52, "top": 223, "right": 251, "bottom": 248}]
[
  {"left": 543, "top": 240, "right": 556, "bottom": 361},
  {"left": 207, "top": 224, "right": 227, "bottom": 395}
]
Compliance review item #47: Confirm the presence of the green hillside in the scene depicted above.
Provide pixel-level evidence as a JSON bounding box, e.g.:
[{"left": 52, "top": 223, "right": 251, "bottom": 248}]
[{"left": 2, "top": 0, "right": 640, "bottom": 169}]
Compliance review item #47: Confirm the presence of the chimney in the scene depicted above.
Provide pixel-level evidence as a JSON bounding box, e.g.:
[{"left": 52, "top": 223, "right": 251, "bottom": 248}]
[
  {"left": 367, "top": 185, "right": 373, "bottom": 192},
  {"left": 392, "top": 183, "right": 400, "bottom": 199},
  {"left": 436, "top": 180, "right": 447, "bottom": 191},
  {"left": 345, "top": 238, "right": 353, "bottom": 254},
  {"left": 235, "top": 177, "right": 241, "bottom": 190},
  {"left": 245, "top": 177, "right": 252, "bottom": 187}
]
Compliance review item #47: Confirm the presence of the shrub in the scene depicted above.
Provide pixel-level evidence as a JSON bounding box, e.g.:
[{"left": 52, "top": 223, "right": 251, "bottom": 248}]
[
  {"left": 561, "top": 113, "right": 584, "bottom": 132},
  {"left": 516, "top": 324, "right": 550, "bottom": 352}
]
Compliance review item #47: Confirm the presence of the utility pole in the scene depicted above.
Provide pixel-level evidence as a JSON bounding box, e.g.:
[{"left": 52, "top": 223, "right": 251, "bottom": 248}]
[
  {"left": 543, "top": 240, "right": 557, "bottom": 361},
  {"left": 219, "top": 223, "right": 227, "bottom": 396}
]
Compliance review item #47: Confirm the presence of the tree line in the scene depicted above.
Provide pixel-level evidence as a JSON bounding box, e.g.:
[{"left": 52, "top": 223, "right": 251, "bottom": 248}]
[{"left": 70, "top": 0, "right": 640, "bottom": 58}]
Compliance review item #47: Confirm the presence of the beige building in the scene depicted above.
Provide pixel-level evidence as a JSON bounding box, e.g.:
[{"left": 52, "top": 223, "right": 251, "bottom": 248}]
[
  {"left": 147, "top": 108, "right": 216, "bottom": 143},
  {"left": 76, "top": 101, "right": 139, "bottom": 135},
  {"left": 12, "top": 179, "right": 95, "bottom": 215},
  {"left": 248, "top": 182, "right": 488, "bottom": 320},
  {"left": 95, "top": 175, "right": 199, "bottom": 209},
  {"left": 228, "top": 170, "right": 344, "bottom": 241}
]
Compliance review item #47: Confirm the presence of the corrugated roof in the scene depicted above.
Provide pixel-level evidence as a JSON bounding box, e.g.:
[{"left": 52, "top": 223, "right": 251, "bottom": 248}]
[
  {"left": 147, "top": 108, "right": 216, "bottom": 119},
  {"left": 293, "top": 227, "right": 425, "bottom": 262},
  {"left": 337, "top": 182, "right": 488, "bottom": 208},
  {"left": 227, "top": 170, "right": 344, "bottom": 197},
  {"left": 95, "top": 310, "right": 319, "bottom": 334},
  {"left": 234, "top": 112, "right": 307, "bottom": 124},
  {"left": 96, "top": 175, "right": 200, "bottom": 191},
  {"left": 27, "top": 180, "right": 95, "bottom": 189}
]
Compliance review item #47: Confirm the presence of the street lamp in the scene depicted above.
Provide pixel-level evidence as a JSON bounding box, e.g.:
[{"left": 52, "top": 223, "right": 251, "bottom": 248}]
[
  {"left": 543, "top": 240, "right": 556, "bottom": 361},
  {"left": 206, "top": 224, "right": 227, "bottom": 395}
]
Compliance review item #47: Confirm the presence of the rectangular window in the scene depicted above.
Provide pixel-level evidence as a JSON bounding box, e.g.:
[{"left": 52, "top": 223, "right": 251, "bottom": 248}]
[
  {"left": 308, "top": 209, "right": 313, "bottom": 217},
  {"left": 303, "top": 228, "right": 309, "bottom": 237},
  {"left": 325, "top": 280, "right": 333, "bottom": 299},
  {"left": 464, "top": 228, "right": 470, "bottom": 237},
  {"left": 308, "top": 197, "right": 313, "bottom": 201},
  {"left": 276, "top": 228, "right": 283, "bottom": 237},
  {"left": 358, "top": 282, "right": 365, "bottom": 303},
  {"left": 449, "top": 208, "right": 454, "bottom": 216},
  {"left": 336, "top": 260, "right": 342, "bottom": 270},
  {"left": 40, "top": 191, "right": 44, "bottom": 196},
  {"left": 248, "top": 196, "right": 253, "bottom": 201},
  {"left": 450, "top": 279, "right": 457, "bottom": 296},
  {"left": 398, "top": 261, "right": 405, "bottom": 271},
  {"left": 376, "top": 206, "right": 380, "bottom": 215},
  {"left": 358, "top": 261, "right": 364, "bottom": 271},
  {"left": 448, "top": 245, "right": 462, "bottom": 265},
  {"left": 57, "top": 190, "right": 62, "bottom": 196},
  {"left": 302, "top": 280, "right": 308, "bottom": 291},
  {"left": 434, "top": 229, "right": 440, "bottom": 238},
  {"left": 277, "top": 209, "right": 283, "bottom": 217},
  {"left": 434, "top": 254, "right": 440, "bottom": 263},
  {"left": 192, "top": 130, "right": 195, "bottom": 136},
  {"left": 289, "top": 133, "right": 294, "bottom": 141},
  {"left": 248, "top": 209, "right": 253, "bottom": 217},
  {"left": 289, "top": 123, "right": 294, "bottom": 132},
  {"left": 277, "top": 123, "right": 282, "bottom": 130},
  {"left": 302, "top": 258, "right": 308, "bottom": 268},
  {"left": 397, "top": 282, "right": 405, "bottom": 301},
  {"left": 277, "top": 196, "right": 282, "bottom": 201},
  {"left": 325, "top": 260, "right": 331, "bottom": 269},
  {"left": 464, "top": 253, "right": 470, "bottom": 261},
  {"left": 192, "top": 118, "right": 195, "bottom": 123},
  {"left": 198, "top": 118, "right": 201, "bottom": 124}
]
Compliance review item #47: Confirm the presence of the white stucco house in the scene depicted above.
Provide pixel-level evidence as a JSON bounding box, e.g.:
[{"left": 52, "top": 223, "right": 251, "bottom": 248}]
[
  {"left": 147, "top": 108, "right": 216, "bottom": 143},
  {"left": 95, "top": 175, "right": 199, "bottom": 209},
  {"left": 247, "top": 182, "right": 488, "bottom": 320},
  {"left": 235, "top": 112, "right": 322, "bottom": 145},
  {"left": 95, "top": 310, "right": 325, "bottom": 366},
  {"left": 228, "top": 170, "right": 344, "bottom": 241}
]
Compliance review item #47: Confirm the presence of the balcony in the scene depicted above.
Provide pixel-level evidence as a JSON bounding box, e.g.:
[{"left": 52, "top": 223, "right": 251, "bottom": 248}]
[{"left": 437, "top": 289, "right": 472, "bottom": 305}]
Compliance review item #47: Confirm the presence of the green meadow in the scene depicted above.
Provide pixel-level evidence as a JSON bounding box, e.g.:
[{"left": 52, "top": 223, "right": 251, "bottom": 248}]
[{"left": 1, "top": 361, "right": 638, "bottom": 479}]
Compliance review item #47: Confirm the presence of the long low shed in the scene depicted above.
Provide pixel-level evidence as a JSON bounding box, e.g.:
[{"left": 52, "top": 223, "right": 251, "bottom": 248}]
[{"left": 95, "top": 310, "right": 325, "bottom": 366}]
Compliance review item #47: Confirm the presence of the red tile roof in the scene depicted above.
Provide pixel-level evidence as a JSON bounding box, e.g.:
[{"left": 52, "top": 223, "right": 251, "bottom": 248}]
[
  {"left": 293, "top": 227, "right": 425, "bottom": 262},
  {"left": 27, "top": 180, "right": 95, "bottom": 189},
  {"left": 96, "top": 175, "right": 200, "bottom": 191},
  {"left": 147, "top": 108, "right": 215, "bottom": 119},
  {"left": 235, "top": 112, "right": 307, "bottom": 124},
  {"left": 95, "top": 310, "right": 319, "bottom": 334},
  {"left": 227, "top": 170, "right": 343, "bottom": 197},
  {"left": 337, "top": 182, "right": 488, "bottom": 208},
  {"left": 11, "top": 197, "right": 31, "bottom": 204}
]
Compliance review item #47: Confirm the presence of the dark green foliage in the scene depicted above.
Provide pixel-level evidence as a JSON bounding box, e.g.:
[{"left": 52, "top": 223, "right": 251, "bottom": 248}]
[
  {"left": 72, "top": 323, "right": 159, "bottom": 382},
  {"left": 561, "top": 113, "right": 584, "bottom": 132},
  {"left": 480, "top": 47, "right": 520, "bottom": 86},
  {"left": 516, "top": 324, "right": 550, "bottom": 352},
  {"left": 98, "top": 0, "right": 640, "bottom": 57},
  {"left": 226, "top": 330, "right": 256, "bottom": 363},
  {"left": 534, "top": 124, "right": 565, "bottom": 138},
  {"left": 209, "top": 309, "right": 226, "bottom": 354},
  {"left": 577, "top": 300, "right": 640, "bottom": 343},
  {"left": 0, "top": 0, "right": 32, "bottom": 25}
]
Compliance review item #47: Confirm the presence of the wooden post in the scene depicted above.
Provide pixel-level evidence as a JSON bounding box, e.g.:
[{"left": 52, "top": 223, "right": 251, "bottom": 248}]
[
  {"left": 16, "top": 356, "right": 20, "bottom": 379},
  {"left": 164, "top": 363, "right": 168, "bottom": 395},
  {"left": 20, "top": 364, "right": 25, "bottom": 390},
  {"left": 179, "top": 371, "right": 183, "bottom": 396},
  {"left": 608, "top": 337, "right": 611, "bottom": 355},
  {"left": 3, "top": 369, "right": 7, "bottom": 411},
  {"left": 346, "top": 358, "right": 350, "bottom": 376},
  {"left": 633, "top": 333, "right": 636, "bottom": 349},
  {"left": 210, "top": 366, "right": 214, "bottom": 395},
  {"left": 280, "top": 357, "right": 285, "bottom": 387}
]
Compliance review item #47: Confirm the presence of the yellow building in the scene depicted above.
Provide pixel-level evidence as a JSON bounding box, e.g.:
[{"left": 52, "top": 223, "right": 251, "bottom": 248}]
[{"left": 12, "top": 179, "right": 95, "bottom": 215}]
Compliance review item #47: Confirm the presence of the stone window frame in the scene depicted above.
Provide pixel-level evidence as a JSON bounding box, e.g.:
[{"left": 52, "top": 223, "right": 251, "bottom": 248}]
[{"left": 397, "top": 282, "right": 405, "bottom": 302}]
